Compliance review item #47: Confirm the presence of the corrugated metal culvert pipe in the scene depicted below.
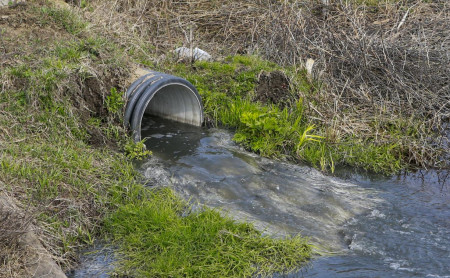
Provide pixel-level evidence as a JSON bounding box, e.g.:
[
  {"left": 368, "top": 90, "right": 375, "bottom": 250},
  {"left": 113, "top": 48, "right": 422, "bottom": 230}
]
[{"left": 125, "top": 69, "right": 204, "bottom": 142}]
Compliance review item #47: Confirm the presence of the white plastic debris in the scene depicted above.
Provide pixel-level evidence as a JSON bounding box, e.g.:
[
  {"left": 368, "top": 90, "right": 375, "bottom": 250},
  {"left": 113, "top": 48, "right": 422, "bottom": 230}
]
[
  {"left": 305, "top": 58, "right": 315, "bottom": 76},
  {"left": 174, "top": 47, "right": 212, "bottom": 61}
]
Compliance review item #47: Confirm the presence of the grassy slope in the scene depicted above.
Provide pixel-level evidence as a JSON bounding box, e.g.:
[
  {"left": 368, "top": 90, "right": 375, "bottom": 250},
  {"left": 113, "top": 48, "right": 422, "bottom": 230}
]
[
  {"left": 0, "top": 1, "right": 311, "bottom": 277},
  {"left": 88, "top": 0, "right": 448, "bottom": 174}
]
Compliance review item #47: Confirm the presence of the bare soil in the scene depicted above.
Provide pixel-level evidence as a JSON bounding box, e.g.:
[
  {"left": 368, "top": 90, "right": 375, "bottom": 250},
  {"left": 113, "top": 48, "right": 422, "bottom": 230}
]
[{"left": 255, "top": 70, "right": 291, "bottom": 107}]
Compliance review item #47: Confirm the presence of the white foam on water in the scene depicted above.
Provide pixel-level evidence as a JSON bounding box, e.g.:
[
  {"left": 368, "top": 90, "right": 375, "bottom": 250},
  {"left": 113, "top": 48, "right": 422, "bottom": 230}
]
[{"left": 369, "top": 209, "right": 386, "bottom": 218}]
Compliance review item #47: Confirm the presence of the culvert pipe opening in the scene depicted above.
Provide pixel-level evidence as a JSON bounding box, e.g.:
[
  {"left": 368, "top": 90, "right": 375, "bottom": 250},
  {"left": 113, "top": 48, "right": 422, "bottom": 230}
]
[{"left": 125, "top": 70, "right": 204, "bottom": 142}]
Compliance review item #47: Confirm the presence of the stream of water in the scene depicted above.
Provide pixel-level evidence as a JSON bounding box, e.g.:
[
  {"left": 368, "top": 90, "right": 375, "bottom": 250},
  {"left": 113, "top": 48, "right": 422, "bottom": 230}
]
[{"left": 69, "top": 117, "right": 449, "bottom": 277}]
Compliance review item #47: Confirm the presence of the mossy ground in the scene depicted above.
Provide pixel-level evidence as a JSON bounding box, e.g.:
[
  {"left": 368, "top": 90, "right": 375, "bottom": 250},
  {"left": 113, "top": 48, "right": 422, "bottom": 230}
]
[{"left": 0, "top": 1, "right": 311, "bottom": 277}]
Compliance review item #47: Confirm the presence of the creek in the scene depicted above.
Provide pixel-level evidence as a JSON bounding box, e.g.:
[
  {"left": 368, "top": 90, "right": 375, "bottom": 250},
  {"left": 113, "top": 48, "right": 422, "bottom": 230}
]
[{"left": 69, "top": 116, "right": 449, "bottom": 277}]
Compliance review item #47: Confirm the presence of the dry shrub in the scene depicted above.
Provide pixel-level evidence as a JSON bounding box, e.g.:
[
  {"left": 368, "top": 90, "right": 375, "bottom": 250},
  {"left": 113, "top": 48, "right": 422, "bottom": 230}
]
[{"left": 87, "top": 0, "right": 449, "bottom": 168}]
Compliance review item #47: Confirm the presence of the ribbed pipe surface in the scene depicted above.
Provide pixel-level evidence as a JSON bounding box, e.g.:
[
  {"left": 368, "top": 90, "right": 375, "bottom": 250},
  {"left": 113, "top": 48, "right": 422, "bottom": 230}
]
[{"left": 125, "top": 69, "right": 203, "bottom": 142}]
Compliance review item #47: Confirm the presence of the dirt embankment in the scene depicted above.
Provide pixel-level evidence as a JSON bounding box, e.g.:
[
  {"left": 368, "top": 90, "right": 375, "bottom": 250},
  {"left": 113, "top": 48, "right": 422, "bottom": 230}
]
[{"left": 1, "top": 1, "right": 132, "bottom": 276}]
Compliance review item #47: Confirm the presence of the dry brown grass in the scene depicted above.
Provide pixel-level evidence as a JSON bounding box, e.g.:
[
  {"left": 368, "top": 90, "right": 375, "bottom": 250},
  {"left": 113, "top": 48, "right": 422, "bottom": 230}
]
[{"left": 85, "top": 0, "right": 449, "bottom": 168}]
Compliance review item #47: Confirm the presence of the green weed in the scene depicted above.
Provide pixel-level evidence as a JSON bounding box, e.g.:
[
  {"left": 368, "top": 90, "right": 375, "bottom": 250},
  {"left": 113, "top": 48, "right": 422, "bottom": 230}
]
[
  {"left": 228, "top": 99, "right": 322, "bottom": 158},
  {"left": 106, "top": 87, "right": 125, "bottom": 114},
  {"left": 107, "top": 188, "right": 311, "bottom": 277},
  {"left": 165, "top": 56, "right": 410, "bottom": 174},
  {"left": 124, "top": 139, "right": 152, "bottom": 160}
]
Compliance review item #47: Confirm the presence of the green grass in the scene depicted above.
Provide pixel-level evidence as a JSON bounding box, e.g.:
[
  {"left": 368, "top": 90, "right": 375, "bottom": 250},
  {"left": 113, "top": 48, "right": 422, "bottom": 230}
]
[
  {"left": 0, "top": 1, "right": 312, "bottom": 275},
  {"left": 107, "top": 188, "right": 311, "bottom": 277},
  {"left": 161, "top": 57, "right": 407, "bottom": 174}
]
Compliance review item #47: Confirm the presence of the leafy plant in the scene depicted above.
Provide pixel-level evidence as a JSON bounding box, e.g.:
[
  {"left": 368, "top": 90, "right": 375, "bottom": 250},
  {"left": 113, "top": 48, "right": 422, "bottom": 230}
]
[
  {"left": 124, "top": 139, "right": 152, "bottom": 160},
  {"left": 296, "top": 125, "right": 323, "bottom": 152},
  {"left": 106, "top": 87, "right": 125, "bottom": 114},
  {"left": 230, "top": 99, "right": 323, "bottom": 158}
]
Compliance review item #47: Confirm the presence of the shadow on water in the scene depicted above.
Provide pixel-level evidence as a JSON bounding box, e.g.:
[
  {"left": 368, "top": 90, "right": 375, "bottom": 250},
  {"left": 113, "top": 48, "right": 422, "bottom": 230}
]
[{"left": 69, "top": 116, "right": 450, "bottom": 277}]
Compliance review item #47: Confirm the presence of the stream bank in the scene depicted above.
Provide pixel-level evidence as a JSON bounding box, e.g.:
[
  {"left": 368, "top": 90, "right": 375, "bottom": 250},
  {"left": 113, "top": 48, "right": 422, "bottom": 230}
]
[
  {"left": 70, "top": 117, "right": 449, "bottom": 277},
  {"left": 2, "top": 1, "right": 449, "bottom": 276},
  {"left": 139, "top": 117, "right": 449, "bottom": 277}
]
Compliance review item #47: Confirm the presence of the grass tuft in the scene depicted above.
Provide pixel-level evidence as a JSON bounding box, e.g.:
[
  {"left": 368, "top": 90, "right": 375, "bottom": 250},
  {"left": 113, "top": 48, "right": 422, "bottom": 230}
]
[{"left": 107, "top": 188, "right": 311, "bottom": 277}]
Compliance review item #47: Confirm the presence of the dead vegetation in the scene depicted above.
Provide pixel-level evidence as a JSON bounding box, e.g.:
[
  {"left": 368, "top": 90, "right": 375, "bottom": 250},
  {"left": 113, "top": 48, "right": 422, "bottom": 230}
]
[{"left": 85, "top": 0, "right": 449, "bottom": 169}]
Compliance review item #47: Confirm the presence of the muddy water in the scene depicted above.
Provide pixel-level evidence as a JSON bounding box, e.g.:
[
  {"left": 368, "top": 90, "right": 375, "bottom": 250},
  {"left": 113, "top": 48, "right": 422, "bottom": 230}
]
[
  {"left": 69, "top": 117, "right": 450, "bottom": 277},
  {"left": 139, "top": 117, "right": 450, "bottom": 277},
  {"left": 140, "top": 119, "right": 384, "bottom": 251}
]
